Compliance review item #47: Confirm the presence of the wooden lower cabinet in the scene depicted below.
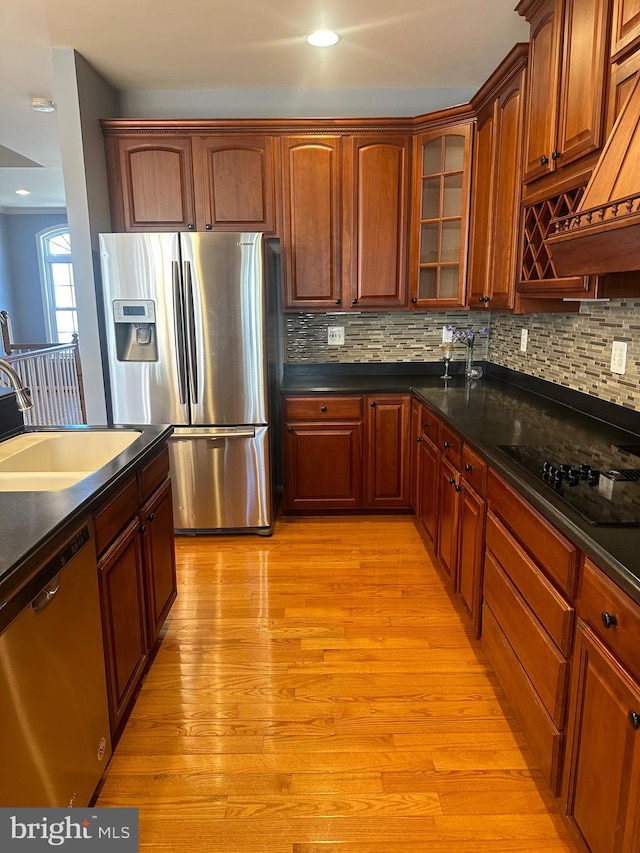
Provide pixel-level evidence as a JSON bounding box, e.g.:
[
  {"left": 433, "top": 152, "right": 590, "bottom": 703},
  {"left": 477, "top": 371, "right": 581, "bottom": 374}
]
[
  {"left": 94, "top": 445, "right": 177, "bottom": 737},
  {"left": 457, "top": 480, "right": 486, "bottom": 635},
  {"left": 365, "top": 395, "right": 411, "bottom": 507},
  {"left": 417, "top": 432, "right": 439, "bottom": 547},
  {"left": 437, "top": 455, "right": 461, "bottom": 586},
  {"left": 282, "top": 393, "right": 411, "bottom": 511},
  {"left": 283, "top": 421, "right": 363, "bottom": 509},
  {"left": 563, "top": 621, "right": 640, "bottom": 852},
  {"left": 140, "top": 477, "right": 178, "bottom": 646},
  {"left": 98, "top": 517, "right": 149, "bottom": 735}
]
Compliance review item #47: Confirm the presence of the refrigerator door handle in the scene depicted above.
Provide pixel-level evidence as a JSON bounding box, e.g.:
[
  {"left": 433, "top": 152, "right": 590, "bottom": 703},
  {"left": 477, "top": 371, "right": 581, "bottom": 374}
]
[
  {"left": 183, "top": 260, "right": 199, "bottom": 405},
  {"left": 170, "top": 427, "right": 257, "bottom": 440},
  {"left": 172, "top": 260, "right": 188, "bottom": 405}
]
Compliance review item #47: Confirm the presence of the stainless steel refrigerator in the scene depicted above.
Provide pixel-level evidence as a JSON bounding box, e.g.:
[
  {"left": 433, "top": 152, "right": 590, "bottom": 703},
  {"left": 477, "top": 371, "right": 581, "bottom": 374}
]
[{"left": 99, "top": 232, "right": 281, "bottom": 534}]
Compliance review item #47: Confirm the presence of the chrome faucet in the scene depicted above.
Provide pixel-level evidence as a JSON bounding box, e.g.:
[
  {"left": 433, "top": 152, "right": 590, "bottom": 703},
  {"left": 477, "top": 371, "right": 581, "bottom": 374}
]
[{"left": 0, "top": 358, "right": 33, "bottom": 411}]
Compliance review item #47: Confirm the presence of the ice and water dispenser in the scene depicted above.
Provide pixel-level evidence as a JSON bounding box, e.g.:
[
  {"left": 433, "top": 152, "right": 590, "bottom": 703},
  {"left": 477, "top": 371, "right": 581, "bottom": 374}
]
[{"left": 112, "top": 299, "right": 158, "bottom": 361}]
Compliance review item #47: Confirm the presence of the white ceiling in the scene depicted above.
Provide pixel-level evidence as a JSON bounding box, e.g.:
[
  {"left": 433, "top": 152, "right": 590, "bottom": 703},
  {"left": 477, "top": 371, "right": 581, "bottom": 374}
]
[{"left": 0, "top": 0, "right": 528, "bottom": 211}]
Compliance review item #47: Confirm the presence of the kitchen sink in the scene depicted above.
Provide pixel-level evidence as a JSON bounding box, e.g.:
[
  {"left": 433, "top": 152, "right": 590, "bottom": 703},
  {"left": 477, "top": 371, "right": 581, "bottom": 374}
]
[{"left": 0, "top": 430, "right": 141, "bottom": 490}]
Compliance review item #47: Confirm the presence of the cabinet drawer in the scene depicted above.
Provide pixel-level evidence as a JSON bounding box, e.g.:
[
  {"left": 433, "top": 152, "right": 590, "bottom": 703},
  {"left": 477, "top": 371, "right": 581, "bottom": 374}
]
[
  {"left": 138, "top": 445, "right": 170, "bottom": 502},
  {"left": 420, "top": 405, "right": 441, "bottom": 447},
  {"left": 487, "top": 470, "right": 579, "bottom": 597},
  {"left": 94, "top": 477, "right": 139, "bottom": 557},
  {"left": 482, "top": 603, "right": 564, "bottom": 796},
  {"left": 284, "top": 396, "right": 362, "bottom": 420},
  {"left": 484, "top": 552, "right": 569, "bottom": 727},
  {"left": 579, "top": 556, "right": 640, "bottom": 680},
  {"left": 486, "top": 512, "right": 574, "bottom": 656},
  {"left": 440, "top": 424, "right": 462, "bottom": 467},
  {"left": 461, "top": 444, "right": 487, "bottom": 496}
]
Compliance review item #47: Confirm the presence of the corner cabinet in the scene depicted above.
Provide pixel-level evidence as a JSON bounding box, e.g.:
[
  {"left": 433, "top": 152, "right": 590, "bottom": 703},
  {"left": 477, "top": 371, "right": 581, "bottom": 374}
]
[
  {"left": 410, "top": 122, "right": 473, "bottom": 308},
  {"left": 280, "top": 133, "right": 410, "bottom": 311}
]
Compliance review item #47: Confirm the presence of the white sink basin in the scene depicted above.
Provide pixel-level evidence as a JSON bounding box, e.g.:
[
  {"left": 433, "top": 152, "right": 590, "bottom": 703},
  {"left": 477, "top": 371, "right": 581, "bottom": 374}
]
[{"left": 0, "top": 430, "right": 141, "bottom": 490}]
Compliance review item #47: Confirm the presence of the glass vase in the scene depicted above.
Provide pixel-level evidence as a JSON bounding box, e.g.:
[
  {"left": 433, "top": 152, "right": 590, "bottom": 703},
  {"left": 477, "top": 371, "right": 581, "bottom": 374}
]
[{"left": 464, "top": 342, "right": 474, "bottom": 379}]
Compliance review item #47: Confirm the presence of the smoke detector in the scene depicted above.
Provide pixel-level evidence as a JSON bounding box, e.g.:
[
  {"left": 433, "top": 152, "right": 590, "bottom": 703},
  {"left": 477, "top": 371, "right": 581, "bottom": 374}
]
[{"left": 31, "top": 98, "right": 57, "bottom": 113}]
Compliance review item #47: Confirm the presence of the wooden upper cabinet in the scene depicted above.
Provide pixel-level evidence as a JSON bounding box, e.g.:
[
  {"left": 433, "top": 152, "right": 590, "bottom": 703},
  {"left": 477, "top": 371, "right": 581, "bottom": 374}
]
[
  {"left": 345, "top": 136, "right": 410, "bottom": 309},
  {"left": 469, "top": 45, "right": 528, "bottom": 311},
  {"left": 611, "top": 0, "right": 640, "bottom": 60},
  {"left": 410, "top": 122, "right": 473, "bottom": 308},
  {"left": 280, "top": 136, "right": 343, "bottom": 310},
  {"left": 193, "top": 136, "right": 276, "bottom": 232},
  {"left": 519, "top": 0, "right": 610, "bottom": 185},
  {"left": 105, "top": 136, "right": 196, "bottom": 232}
]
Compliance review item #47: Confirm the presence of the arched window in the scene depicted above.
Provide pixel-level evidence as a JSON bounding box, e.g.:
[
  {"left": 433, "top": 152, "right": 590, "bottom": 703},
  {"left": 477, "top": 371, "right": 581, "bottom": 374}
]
[{"left": 37, "top": 226, "right": 78, "bottom": 343}]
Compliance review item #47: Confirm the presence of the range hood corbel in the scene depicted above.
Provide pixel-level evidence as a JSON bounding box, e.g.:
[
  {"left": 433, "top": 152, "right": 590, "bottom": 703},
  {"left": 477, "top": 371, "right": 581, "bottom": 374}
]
[{"left": 547, "top": 72, "right": 640, "bottom": 276}]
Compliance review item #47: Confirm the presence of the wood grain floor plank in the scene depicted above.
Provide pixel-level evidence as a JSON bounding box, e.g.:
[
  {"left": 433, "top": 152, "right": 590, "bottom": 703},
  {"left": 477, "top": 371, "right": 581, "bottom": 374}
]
[{"left": 96, "top": 516, "right": 577, "bottom": 852}]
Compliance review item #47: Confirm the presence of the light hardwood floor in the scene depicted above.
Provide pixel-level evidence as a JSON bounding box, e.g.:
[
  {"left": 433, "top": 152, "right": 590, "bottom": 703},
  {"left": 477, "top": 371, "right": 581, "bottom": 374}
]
[{"left": 96, "top": 515, "right": 579, "bottom": 852}]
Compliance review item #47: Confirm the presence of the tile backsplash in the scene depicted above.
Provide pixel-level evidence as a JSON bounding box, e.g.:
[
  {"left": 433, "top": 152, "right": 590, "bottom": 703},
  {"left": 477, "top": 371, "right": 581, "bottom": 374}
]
[{"left": 285, "top": 298, "right": 640, "bottom": 411}]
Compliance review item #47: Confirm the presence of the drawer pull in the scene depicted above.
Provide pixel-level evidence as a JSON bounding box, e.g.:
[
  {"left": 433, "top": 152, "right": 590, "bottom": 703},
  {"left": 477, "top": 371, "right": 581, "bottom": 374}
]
[
  {"left": 465, "top": 463, "right": 473, "bottom": 472},
  {"left": 416, "top": 436, "right": 422, "bottom": 443},
  {"left": 601, "top": 611, "right": 618, "bottom": 629},
  {"left": 370, "top": 402, "right": 376, "bottom": 408},
  {"left": 454, "top": 484, "right": 462, "bottom": 493},
  {"left": 444, "top": 441, "right": 451, "bottom": 449},
  {"left": 423, "top": 422, "right": 429, "bottom": 429},
  {"left": 320, "top": 405, "right": 327, "bottom": 412},
  {"left": 449, "top": 477, "right": 456, "bottom": 486},
  {"left": 147, "top": 512, "right": 155, "bottom": 523},
  {"left": 287, "top": 426, "right": 293, "bottom": 433},
  {"left": 629, "top": 710, "right": 640, "bottom": 730}
]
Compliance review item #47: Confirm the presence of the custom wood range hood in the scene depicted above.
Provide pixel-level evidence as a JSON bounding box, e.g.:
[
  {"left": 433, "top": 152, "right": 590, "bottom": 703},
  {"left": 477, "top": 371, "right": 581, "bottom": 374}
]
[{"left": 547, "top": 72, "right": 640, "bottom": 276}]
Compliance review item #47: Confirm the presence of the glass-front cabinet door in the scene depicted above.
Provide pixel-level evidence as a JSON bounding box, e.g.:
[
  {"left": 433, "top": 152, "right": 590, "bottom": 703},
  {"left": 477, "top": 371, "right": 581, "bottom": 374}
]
[{"left": 410, "top": 122, "right": 473, "bottom": 308}]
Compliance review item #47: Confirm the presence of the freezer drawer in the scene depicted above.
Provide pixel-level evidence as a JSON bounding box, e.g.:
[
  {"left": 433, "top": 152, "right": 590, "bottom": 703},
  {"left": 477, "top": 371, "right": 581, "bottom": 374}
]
[{"left": 169, "top": 426, "right": 273, "bottom": 533}]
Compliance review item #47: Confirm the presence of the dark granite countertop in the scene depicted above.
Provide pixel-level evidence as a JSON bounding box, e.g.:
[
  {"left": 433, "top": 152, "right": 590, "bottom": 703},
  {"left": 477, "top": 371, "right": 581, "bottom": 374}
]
[
  {"left": 282, "top": 363, "right": 640, "bottom": 605},
  {"left": 0, "top": 423, "right": 173, "bottom": 608}
]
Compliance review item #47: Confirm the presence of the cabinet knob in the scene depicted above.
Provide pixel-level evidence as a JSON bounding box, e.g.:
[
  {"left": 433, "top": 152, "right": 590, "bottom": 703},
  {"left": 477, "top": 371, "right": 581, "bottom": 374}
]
[
  {"left": 411, "top": 297, "right": 417, "bottom": 304},
  {"left": 352, "top": 298, "right": 358, "bottom": 305},
  {"left": 478, "top": 296, "right": 490, "bottom": 304},
  {"left": 629, "top": 710, "right": 640, "bottom": 730},
  {"left": 416, "top": 436, "right": 422, "bottom": 442},
  {"left": 187, "top": 223, "right": 194, "bottom": 230},
  {"left": 205, "top": 223, "right": 212, "bottom": 230},
  {"left": 454, "top": 484, "right": 462, "bottom": 492},
  {"left": 147, "top": 512, "right": 155, "bottom": 523},
  {"left": 443, "top": 441, "right": 451, "bottom": 449},
  {"left": 551, "top": 149, "right": 559, "bottom": 161},
  {"left": 601, "top": 611, "right": 618, "bottom": 629},
  {"left": 335, "top": 299, "right": 341, "bottom": 305},
  {"left": 139, "top": 524, "right": 147, "bottom": 534},
  {"left": 287, "top": 426, "right": 293, "bottom": 433},
  {"left": 423, "top": 422, "right": 429, "bottom": 430},
  {"left": 370, "top": 401, "right": 376, "bottom": 408},
  {"left": 465, "top": 463, "right": 473, "bottom": 472},
  {"left": 449, "top": 477, "right": 456, "bottom": 485},
  {"left": 540, "top": 155, "right": 549, "bottom": 166},
  {"left": 320, "top": 405, "right": 327, "bottom": 412}
]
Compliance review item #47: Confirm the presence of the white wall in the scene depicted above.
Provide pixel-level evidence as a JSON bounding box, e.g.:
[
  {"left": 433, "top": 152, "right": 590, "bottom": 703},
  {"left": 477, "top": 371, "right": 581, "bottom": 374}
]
[{"left": 52, "top": 49, "right": 120, "bottom": 423}]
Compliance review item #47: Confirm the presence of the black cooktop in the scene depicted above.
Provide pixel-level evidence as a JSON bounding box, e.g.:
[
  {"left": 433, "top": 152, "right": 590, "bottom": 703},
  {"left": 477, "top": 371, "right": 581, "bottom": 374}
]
[{"left": 497, "top": 443, "right": 640, "bottom": 526}]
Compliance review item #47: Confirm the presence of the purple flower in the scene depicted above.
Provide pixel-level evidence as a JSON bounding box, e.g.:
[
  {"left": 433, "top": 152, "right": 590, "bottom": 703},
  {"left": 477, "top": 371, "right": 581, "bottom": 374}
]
[{"left": 446, "top": 325, "right": 489, "bottom": 345}]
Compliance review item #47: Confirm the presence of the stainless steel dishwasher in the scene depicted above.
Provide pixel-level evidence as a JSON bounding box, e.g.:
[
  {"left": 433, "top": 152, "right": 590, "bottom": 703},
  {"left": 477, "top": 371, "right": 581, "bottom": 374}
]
[{"left": 0, "top": 523, "right": 112, "bottom": 806}]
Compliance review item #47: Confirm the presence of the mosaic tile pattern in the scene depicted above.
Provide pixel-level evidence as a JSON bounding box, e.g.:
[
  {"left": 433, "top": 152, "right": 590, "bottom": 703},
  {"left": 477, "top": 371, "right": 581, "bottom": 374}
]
[
  {"left": 285, "top": 298, "right": 640, "bottom": 411},
  {"left": 285, "top": 311, "right": 490, "bottom": 367}
]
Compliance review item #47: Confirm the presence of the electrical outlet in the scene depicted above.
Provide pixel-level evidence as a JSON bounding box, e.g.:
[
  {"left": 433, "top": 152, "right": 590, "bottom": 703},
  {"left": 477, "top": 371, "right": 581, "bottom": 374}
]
[
  {"left": 327, "top": 326, "right": 345, "bottom": 346},
  {"left": 611, "top": 340, "right": 627, "bottom": 374},
  {"left": 520, "top": 329, "right": 528, "bottom": 352},
  {"left": 442, "top": 326, "right": 453, "bottom": 343}
]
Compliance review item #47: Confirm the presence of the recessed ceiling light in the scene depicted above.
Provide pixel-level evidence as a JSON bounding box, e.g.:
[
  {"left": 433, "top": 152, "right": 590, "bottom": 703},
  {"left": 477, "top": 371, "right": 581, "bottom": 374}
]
[
  {"left": 307, "top": 29, "right": 340, "bottom": 47},
  {"left": 31, "top": 98, "right": 57, "bottom": 112},
  {"left": 15, "top": 189, "right": 30, "bottom": 196}
]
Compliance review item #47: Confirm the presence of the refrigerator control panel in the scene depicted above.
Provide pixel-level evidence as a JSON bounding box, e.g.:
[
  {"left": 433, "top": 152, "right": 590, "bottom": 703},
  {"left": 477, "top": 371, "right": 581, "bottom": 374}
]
[{"left": 112, "top": 299, "right": 156, "bottom": 323}]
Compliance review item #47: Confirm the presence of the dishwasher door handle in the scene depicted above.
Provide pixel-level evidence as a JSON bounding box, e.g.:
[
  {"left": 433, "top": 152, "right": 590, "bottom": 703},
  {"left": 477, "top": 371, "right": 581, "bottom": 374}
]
[{"left": 32, "top": 573, "right": 62, "bottom": 613}]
